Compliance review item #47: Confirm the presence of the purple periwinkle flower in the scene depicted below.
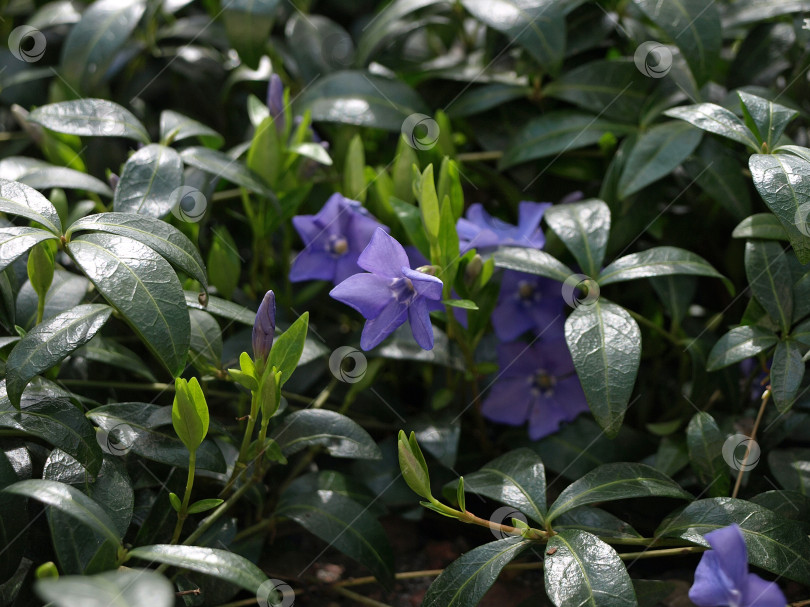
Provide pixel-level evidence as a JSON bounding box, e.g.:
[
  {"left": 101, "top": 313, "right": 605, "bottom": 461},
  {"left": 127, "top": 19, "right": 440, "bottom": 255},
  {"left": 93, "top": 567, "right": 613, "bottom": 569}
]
[
  {"left": 252, "top": 290, "right": 276, "bottom": 361},
  {"left": 267, "top": 74, "right": 285, "bottom": 134},
  {"left": 689, "top": 524, "right": 786, "bottom": 607},
  {"left": 457, "top": 201, "right": 551, "bottom": 253},
  {"left": 492, "top": 270, "right": 565, "bottom": 341},
  {"left": 330, "top": 228, "right": 443, "bottom": 351},
  {"left": 481, "top": 341, "right": 588, "bottom": 439},
  {"left": 290, "top": 193, "right": 387, "bottom": 285}
]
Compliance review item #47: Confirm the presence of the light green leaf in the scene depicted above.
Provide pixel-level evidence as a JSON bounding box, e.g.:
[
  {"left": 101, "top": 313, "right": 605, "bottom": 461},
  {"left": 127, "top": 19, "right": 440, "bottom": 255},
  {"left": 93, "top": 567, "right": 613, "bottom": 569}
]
[
  {"left": 172, "top": 377, "right": 208, "bottom": 453},
  {"left": 267, "top": 312, "right": 309, "bottom": 386},
  {"left": 732, "top": 214, "right": 788, "bottom": 241},
  {"left": 159, "top": 110, "right": 224, "bottom": 147},
  {"left": 180, "top": 146, "right": 275, "bottom": 199}
]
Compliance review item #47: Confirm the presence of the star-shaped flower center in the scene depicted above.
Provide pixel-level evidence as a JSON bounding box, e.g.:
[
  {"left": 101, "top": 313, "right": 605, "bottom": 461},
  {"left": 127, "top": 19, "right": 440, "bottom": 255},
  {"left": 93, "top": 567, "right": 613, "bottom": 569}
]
[
  {"left": 327, "top": 235, "right": 349, "bottom": 257},
  {"left": 531, "top": 369, "right": 556, "bottom": 397},
  {"left": 390, "top": 276, "right": 416, "bottom": 305}
]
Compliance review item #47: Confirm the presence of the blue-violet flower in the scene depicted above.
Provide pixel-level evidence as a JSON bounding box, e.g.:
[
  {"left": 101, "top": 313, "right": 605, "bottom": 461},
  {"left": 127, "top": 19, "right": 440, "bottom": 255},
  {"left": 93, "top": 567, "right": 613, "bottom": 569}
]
[{"left": 457, "top": 201, "right": 551, "bottom": 253}]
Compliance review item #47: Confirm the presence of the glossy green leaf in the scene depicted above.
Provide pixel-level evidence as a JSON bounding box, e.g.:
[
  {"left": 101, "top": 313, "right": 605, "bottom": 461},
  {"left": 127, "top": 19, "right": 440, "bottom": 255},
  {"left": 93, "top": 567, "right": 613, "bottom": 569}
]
[
  {"left": 0, "top": 178, "right": 62, "bottom": 235},
  {"left": 732, "top": 214, "right": 788, "bottom": 241},
  {"left": 222, "top": 0, "right": 278, "bottom": 69},
  {"left": 492, "top": 247, "right": 574, "bottom": 282},
  {"left": 296, "top": 71, "right": 429, "bottom": 131},
  {"left": 180, "top": 147, "right": 275, "bottom": 199},
  {"left": 247, "top": 117, "right": 281, "bottom": 189},
  {"left": 112, "top": 145, "right": 183, "bottom": 217},
  {"left": 0, "top": 449, "right": 28, "bottom": 583},
  {"left": 356, "top": 0, "right": 450, "bottom": 63},
  {"left": 6, "top": 304, "right": 112, "bottom": 407},
  {"left": 0, "top": 227, "right": 57, "bottom": 273},
  {"left": 564, "top": 300, "right": 641, "bottom": 437},
  {"left": 448, "top": 83, "right": 531, "bottom": 118},
  {"left": 36, "top": 569, "right": 174, "bottom": 607},
  {"left": 750, "top": 153, "right": 810, "bottom": 264},
  {"left": 706, "top": 326, "right": 777, "bottom": 371},
  {"left": 460, "top": 448, "right": 546, "bottom": 525},
  {"left": 737, "top": 91, "right": 797, "bottom": 150},
  {"left": 272, "top": 409, "right": 381, "bottom": 459},
  {"left": 545, "top": 529, "right": 636, "bottom": 607},
  {"left": 684, "top": 138, "right": 751, "bottom": 220},
  {"left": 499, "top": 111, "right": 635, "bottom": 169},
  {"left": 127, "top": 545, "right": 267, "bottom": 593},
  {"left": 633, "top": 0, "right": 720, "bottom": 85},
  {"left": 618, "top": 122, "right": 702, "bottom": 198},
  {"left": 267, "top": 312, "right": 308, "bottom": 386},
  {"left": 188, "top": 309, "right": 222, "bottom": 371},
  {"left": 184, "top": 291, "right": 255, "bottom": 324},
  {"left": 59, "top": 0, "right": 146, "bottom": 94},
  {"left": 67, "top": 233, "right": 190, "bottom": 376},
  {"left": 76, "top": 335, "right": 156, "bottom": 381},
  {"left": 770, "top": 339, "right": 805, "bottom": 413},
  {"left": 544, "top": 199, "right": 610, "bottom": 277},
  {"left": 750, "top": 490, "right": 810, "bottom": 531},
  {"left": 422, "top": 537, "right": 530, "bottom": 607},
  {"left": 187, "top": 498, "right": 223, "bottom": 514},
  {"left": 554, "top": 507, "right": 641, "bottom": 539},
  {"left": 686, "top": 412, "right": 730, "bottom": 497},
  {"left": 29, "top": 99, "right": 149, "bottom": 144},
  {"left": 289, "top": 142, "right": 332, "bottom": 166},
  {"left": 159, "top": 110, "right": 224, "bottom": 147},
  {"left": 16, "top": 270, "right": 88, "bottom": 329},
  {"left": 206, "top": 226, "right": 240, "bottom": 299},
  {"left": 598, "top": 247, "right": 731, "bottom": 292},
  {"left": 278, "top": 490, "right": 394, "bottom": 588},
  {"left": 768, "top": 449, "right": 810, "bottom": 495},
  {"left": 744, "top": 240, "right": 793, "bottom": 332},
  {"left": 67, "top": 212, "right": 207, "bottom": 289},
  {"left": 18, "top": 166, "right": 112, "bottom": 197},
  {"left": 547, "top": 462, "right": 691, "bottom": 521},
  {"left": 87, "top": 402, "right": 226, "bottom": 472},
  {"left": 657, "top": 497, "right": 810, "bottom": 585},
  {"left": 664, "top": 103, "right": 759, "bottom": 150},
  {"left": 398, "top": 430, "right": 432, "bottom": 500},
  {"left": 649, "top": 275, "right": 696, "bottom": 324},
  {"left": 2, "top": 479, "right": 120, "bottom": 544}
]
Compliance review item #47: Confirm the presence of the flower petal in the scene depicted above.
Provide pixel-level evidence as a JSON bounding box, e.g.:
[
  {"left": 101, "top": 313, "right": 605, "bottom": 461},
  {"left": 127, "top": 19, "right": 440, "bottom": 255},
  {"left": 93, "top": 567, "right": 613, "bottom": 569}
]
[
  {"left": 360, "top": 301, "right": 408, "bottom": 350},
  {"left": 704, "top": 524, "right": 748, "bottom": 588},
  {"left": 492, "top": 298, "right": 536, "bottom": 341},
  {"left": 481, "top": 378, "right": 532, "bottom": 426},
  {"left": 496, "top": 341, "right": 542, "bottom": 377},
  {"left": 689, "top": 551, "right": 738, "bottom": 607},
  {"left": 357, "top": 228, "right": 410, "bottom": 278},
  {"left": 334, "top": 252, "right": 363, "bottom": 284},
  {"left": 527, "top": 398, "right": 569, "bottom": 440},
  {"left": 402, "top": 267, "right": 443, "bottom": 300},
  {"left": 330, "top": 273, "right": 392, "bottom": 319},
  {"left": 407, "top": 298, "right": 434, "bottom": 350},
  {"left": 551, "top": 377, "right": 589, "bottom": 421},
  {"left": 290, "top": 249, "right": 336, "bottom": 282},
  {"left": 348, "top": 211, "right": 387, "bottom": 253},
  {"left": 514, "top": 201, "right": 551, "bottom": 247},
  {"left": 742, "top": 572, "right": 787, "bottom": 607}
]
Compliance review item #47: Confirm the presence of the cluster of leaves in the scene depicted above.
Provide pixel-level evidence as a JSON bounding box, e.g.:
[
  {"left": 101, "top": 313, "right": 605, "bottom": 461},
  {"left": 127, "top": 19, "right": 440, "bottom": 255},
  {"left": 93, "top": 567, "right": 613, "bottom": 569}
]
[{"left": 1, "top": 0, "right": 810, "bottom": 606}]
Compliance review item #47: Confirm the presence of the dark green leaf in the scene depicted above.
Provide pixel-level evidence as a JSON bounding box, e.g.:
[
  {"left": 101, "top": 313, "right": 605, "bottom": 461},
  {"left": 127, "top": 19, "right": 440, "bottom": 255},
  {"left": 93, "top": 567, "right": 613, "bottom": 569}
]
[
  {"left": 657, "top": 497, "right": 810, "bottom": 585},
  {"left": 272, "top": 409, "right": 381, "bottom": 459},
  {"left": 618, "top": 122, "right": 702, "bottom": 198},
  {"left": 127, "top": 545, "right": 267, "bottom": 593},
  {"left": 768, "top": 449, "right": 810, "bottom": 495},
  {"left": 745, "top": 240, "right": 793, "bottom": 332},
  {"left": 184, "top": 291, "right": 255, "bottom": 325},
  {"left": 547, "top": 462, "right": 691, "bottom": 521},
  {"left": 422, "top": 537, "right": 530, "bottom": 607},
  {"left": 649, "top": 275, "right": 696, "bottom": 324},
  {"left": 0, "top": 449, "right": 28, "bottom": 583},
  {"left": 112, "top": 145, "right": 183, "bottom": 217},
  {"left": 544, "top": 199, "right": 610, "bottom": 276},
  {"left": 770, "top": 339, "right": 804, "bottom": 412},
  {"left": 6, "top": 304, "right": 112, "bottom": 407},
  {"left": 29, "top": 99, "right": 149, "bottom": 144},
  {"left": 67, "top": 233, "right": 190, "bottom": 376},
  {"left": 448, "top": 83, "right": 531, "bottom": 118},
  {"left": 686, "top": 412, "right": 730, "bottom": 497},
  {"left": 180, "top": 147, "right": 275, "bottom": 199},
  {"left": 460, "top": 448, "right": 546, "bottom": 525},
  {"left": 188, "top": 309, "right": 222, "bottom": 371},
  {"left": 75, "top": 335, "right": 156, "bottom": 381},
  {"left": 684, "top": 138, "right": 751, "bottom": 220},
  {"left": 277, "top": 490, "right": 394, "bottom": 588},
  {"left": 0, "top": 178, "right": 62, "bottom": 235},
  {"left": 36, "top": 569, "right": 174, "bottom": 607},
  {"left": 598, "top": 247, "right": 731, "bottom": 292},
  {"left": 706, "top": 326, "right": 777, "bottom": 371},
  {"left": 2, "top": 479, "right": 120, "bottom": 544},
  {"left": 750, "top": 153, "right": 810, "bottom": 264},
  {"left": 16, "top": 270, "right": 88, "bottom": 329},
  {"left": 554, "top": 507, "right": 641, "bottom": 539},
  {"left": 751, "top": 490, "right": 810, "bottom": 530},
  {"left": 664, "top": 103, "right": 759, "bottom": 150},
  {"left": 564, "top": 300, "right": 641, "bottom": 437},
  {"left": 285, "top": 14, "right": 355, "bottom": 82},
  {"left": 732, "top": 214, "right": 788, "bottom": 241},
  {"left": 544, "top": 529, "right": 636, "bottom": 607},
  {"left": 222, "top": 0, "right": 279, "bottom": 69},
  {"left": 737, "top": 91, "right": 797, "bottom": 150},
  {"left": 59, "top": 0, "right": 146, "bottom": 94},
  {"left": 0, "top": 227, "right": 57, "bottom": 273},
  {"left": 493, "top": 247, "right": 573, "bottom": 283}
]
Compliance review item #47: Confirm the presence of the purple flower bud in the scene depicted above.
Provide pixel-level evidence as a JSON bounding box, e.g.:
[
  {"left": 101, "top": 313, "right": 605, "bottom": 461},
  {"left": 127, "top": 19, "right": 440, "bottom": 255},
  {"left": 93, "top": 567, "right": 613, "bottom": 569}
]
[
  {"left": 267, "top": 74, "right": 285, "bottom": 135},
  {"left": 252, "top": 290, "right": 276, "bottom": 361},
  {"left": 108, "top": 173, "right": 119, "bottom": 191}
]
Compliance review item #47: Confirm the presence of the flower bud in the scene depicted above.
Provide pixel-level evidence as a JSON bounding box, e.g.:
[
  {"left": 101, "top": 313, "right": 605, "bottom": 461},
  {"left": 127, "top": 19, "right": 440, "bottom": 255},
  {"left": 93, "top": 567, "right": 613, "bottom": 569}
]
[
  {"left": 267, "top": 74, "right": 285, "bottom": 135},
  {"left": 464, "top": 254, "right": 483, "bottom": 286},
  {"left": 252, "top": 290, "right": 276, "bottom": 362}
]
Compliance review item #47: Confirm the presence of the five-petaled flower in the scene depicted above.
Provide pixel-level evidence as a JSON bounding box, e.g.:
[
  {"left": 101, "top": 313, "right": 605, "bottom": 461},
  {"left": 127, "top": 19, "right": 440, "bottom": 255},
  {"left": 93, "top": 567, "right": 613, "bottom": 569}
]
[
  {"left": 330, "top": 228, "right": 443, "bottom": 351},
  {"left": 491, "top": 270, "right": 565, "bottom": 341},
  {"left": 481, "top": 340, "right": 588, "bottom": 439},
  {"left": 457, "top": 201, "right": 551, "bottom": 253},
  {"left": 290, "top": 193, "right": 386, "bottom": 285},
  {"left": 252, "top": 290, "right": 276, "bottom": 362},
  {"left": 689, "top": 524, "right": 786, "bottom": 607}
]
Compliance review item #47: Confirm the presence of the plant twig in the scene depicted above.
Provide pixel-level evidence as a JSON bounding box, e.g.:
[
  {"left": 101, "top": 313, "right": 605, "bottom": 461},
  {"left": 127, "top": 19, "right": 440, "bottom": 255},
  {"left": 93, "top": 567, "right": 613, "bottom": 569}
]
[
  {"left": 332, "top": 586, "right": 392, "bottom": 606},
  {"left": 731, "top": 387, "right": 770, "bottom": 498}
]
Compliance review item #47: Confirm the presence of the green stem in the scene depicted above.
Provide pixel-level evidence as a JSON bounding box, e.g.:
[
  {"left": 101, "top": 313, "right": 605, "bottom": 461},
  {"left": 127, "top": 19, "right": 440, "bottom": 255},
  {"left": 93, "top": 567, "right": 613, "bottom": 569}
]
[
  {"left": 170, "top": 450, "right": 196, "bottom": 544},
  {"left": 332, "top": 586, "right": 391, "bottom": 607},
  {"left": 56, "top": 379, "right": 236, "bottom": 400},
  {"left": 618, "top": 546, "right": 707, "bottom": 560},
  {"left": 223, "top": 390, "right": 261, "bottom": 495},
  {"left": 628, "top": 310, "right": 680, "bottom": 345},
  {"left": 456, "top": 150, "right": 503, "bottom": 163},
  {"left": 36, "top": 295, "right": 45, "bottom": 325}
]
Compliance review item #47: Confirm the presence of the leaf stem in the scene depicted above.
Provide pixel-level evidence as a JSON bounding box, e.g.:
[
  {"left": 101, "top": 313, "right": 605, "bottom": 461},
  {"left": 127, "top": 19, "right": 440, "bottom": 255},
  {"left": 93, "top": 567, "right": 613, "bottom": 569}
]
[
  {"left": 170, "top": 450, "right": 196, "bottom": 544},
  {"left": 332, "top": 586, "right": 392, "bottom": 607},
  {"left": 731, "top": 387, "right": 770, "bottom": 498},
  {"left": 618, "top": 545, "right": 707, "bottom": 560}
]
